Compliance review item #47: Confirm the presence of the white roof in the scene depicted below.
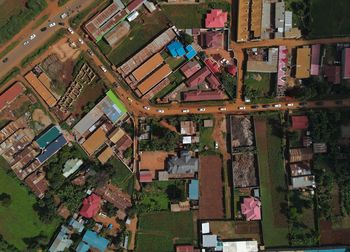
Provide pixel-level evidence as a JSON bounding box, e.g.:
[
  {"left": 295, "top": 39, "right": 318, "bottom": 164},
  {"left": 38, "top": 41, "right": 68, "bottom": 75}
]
[
  {"left": 223, "top": 241, "right": 258, "bottom": 252},
  {"left": 201, "top": 222, "right": 210, "bottom": 234},
  {"left": 127, "top": 11, "right": 139, "bottom": 22},
  {"left": 202, "top": 234, "right": 217, "bottom": 248},
  {"left": 183, "top": 136, "right": 192, "bottom": 144}
]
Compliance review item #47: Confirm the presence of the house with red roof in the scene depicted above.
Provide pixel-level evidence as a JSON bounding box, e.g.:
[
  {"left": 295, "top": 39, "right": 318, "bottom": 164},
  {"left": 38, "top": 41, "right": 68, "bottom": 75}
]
[
  {"left": 186, "top": 67, "right": 211, "bottom": 88},
  {"left": 206, "top": 74, "right": 221, "bottom": 89},
  {"left": 204, "top": 58, "right": 220, "bottom": 74},
  {"left": 79, "top": 193, "right": 101, "bottom": 218},
  {"left": 310, "top": 44, "right": 320, "bottom": 76},
  {"left": 241, "top": 197, "right": 261, "bottom": 221},
  {"left": 181, "top": 61, "right": 201, "bottom": 78},
  {"left": 183, "top": 90, "right": 224, "bottom": 101},
  {"left": 0, "top": 82, "right": 25, "bottom": 111},
  {"left": 342, "top": 48, "right": 350, "bottom": 79},
  {"left": 291, "top": 116, "right": 309, "bottom": 130},
  {"left": 205, "top": 9, "right": 228, "bottom": 28},
  {"left": 139, "top": 170, "right": 153, "bottom": 183},
  {"left": 226, "top": 65, "right": 237, "bottom": 76}
]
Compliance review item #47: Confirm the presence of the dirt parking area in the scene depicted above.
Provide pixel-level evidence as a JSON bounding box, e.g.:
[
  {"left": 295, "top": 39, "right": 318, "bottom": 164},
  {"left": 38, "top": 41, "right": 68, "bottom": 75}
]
[
  {"left": 51, "top": 40, "right": 81, "bottom": 62},
  {"left": 139, "top": 151, "right": 172, "bottom": 178},
  {"left": 199, "top": 155, "right": 224, "bottom": 219},
  {"left": 32, "top": 109, "right": 51, "bottom": 127}
]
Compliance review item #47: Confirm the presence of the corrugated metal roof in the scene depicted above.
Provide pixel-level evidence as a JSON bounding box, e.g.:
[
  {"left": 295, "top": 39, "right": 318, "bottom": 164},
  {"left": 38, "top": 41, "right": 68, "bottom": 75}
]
[
  {"left": 132, "top": 53, "right": 164, "bottom": 81},
  {"left": 81, "top": 127, "right": 107, "bottom": 156},
  {"left": 37, "top": 135, "right": 67, "bottom": 164},
  {"left": 36, "top": 126, "right": 61, "bottom": 149},
  {"left": 82, "top": 230, "right": 109, "bottom": 252},
  {"left": 0, "top": 82, "right": 25, "bottom": 111},
  {"left": 137, "top": 64, "right": 172, "bottom": 94}
]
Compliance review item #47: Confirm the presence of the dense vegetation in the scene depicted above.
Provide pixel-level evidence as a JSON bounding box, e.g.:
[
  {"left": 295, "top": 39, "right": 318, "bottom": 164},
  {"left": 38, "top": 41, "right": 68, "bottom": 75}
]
[{"left": 0, "top": 0, "right": 47, "bottom": 44}]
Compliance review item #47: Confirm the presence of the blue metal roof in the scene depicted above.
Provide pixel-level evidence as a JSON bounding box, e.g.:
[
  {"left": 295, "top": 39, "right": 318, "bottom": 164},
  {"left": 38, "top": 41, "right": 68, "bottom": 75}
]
[
  {"left": 82, "top": 230, "right": 109, "bottom": 252},
  {"left": 167, "top": 40, "right": 186, "bottom": 57},
  {"left": 37, "top": 135, "right": 67, "bottom": 164},
  {"left": 76, "top": 241, "right": 90, "bottom": 252},
  {"left": 189, "top": 179, "right": 199, "bottom": 200},
  {"left": 185, "top": 45, "right": 197, "bottom": 60}
]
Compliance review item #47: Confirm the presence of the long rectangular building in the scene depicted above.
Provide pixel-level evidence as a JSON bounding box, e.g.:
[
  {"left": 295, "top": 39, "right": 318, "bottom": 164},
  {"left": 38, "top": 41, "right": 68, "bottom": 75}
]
[
  {"left": 81, "top": 127, "right": 107, "bottom": 156},
  {"left": 295, "top": 47, "right": 311, "bottom": 79},
  {"left": 0, "top": 82, "right": 25, "bottom": 111},
  {"left": 132, "top": 53, "right": 164, "bottom": 81},
  {"left": 137, "top": 64, "right": 172, "bottom": 95},
  {"left": 24, "top": 71, "right": 57, "bottom": 107}
]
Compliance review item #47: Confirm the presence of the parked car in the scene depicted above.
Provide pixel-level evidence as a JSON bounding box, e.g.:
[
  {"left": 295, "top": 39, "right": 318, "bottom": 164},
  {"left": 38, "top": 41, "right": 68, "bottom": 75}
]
[
  {"left": 60, "top": 12, "right": 68, "bottom": 19},
  {"left": 219, "top": 107, "right": 227, "bottom": 111},
  {"left": 127, "top": 97, "right": 133, "bottom": 102},
  {"left": 238, "top": 106, "right": 246, "bottom": 110},
  {"left": 78, "top": 38, "right": 84, "bottom": 44},
  {"left": 143, "top": 106, "right": 150, "bottom": 110},
  {"left": 198, "top": 108, "right": 206, "bottom": 112},
  {"left": 40, "top": 27, "right": 47, "bottom": 32},
  {"left": 67, "top": 27, "right": 74, "bottom": 34},
  {"left": 30, "top": 34, "right": 36, "bottom": 40},
  {"left": 262, "top": 104, "right": 270, "bottom": 108},
  {"left": 23, "top": 40, "right": 29, "bottom": 46},
  {"left": 100, "top": 65, "right": 107, "bottom": 72},
  {"left": 251, "top": 105, "right": 259, "bottom": 109},
  {"left": 58, "top": 22, "right": 64, "bottom": 26},
  {"left": 87, "top": 49, "right": 94, "bottom": 56},
  {"left": 182, "top": 109, "right": 189, "bottom": 113},
  {"left": 286, "top": 103, "right": 294, "bottom": 107},
  {"left": 157, "top": 109, "right": 164, "bottom": 113},
  {"left": 273, "top": 104, "right": 282, "bottom": 108},
  {"left": 49, "top": 22, "right": 56, "bottom": 27},
  {"left": 2, "top": 57, "right": 8, "bottom": 63}
]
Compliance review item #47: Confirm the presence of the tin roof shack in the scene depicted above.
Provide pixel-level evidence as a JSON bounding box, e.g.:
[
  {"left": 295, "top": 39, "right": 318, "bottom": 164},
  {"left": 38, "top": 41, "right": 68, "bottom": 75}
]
[
  {"left": 95, "top": 183, "right": 132, "bottom": 210},
  {"left": 289, "top": 148, "right": 313, "bottom": 163},
  {"left": 291, "top": 175, "right": 316, "bottom": 189},
  {"left": 167, "top": 151, "right": 198, "bottom": 178},
  {"left": 295, "top": 47, "right": 311, "bottom": 79},
  {"left": 222, "top": 241, "right": 258, "bottom": 252},
  {"left": 0, "top": 82, "right": 25, "bottom": 112},
  {"left": 0, "top": 117, "right": 27, "bottom": 143},
  {"left": 180, "top": 121, "right": 197, "bottom": 135},
  {"left": 289, "top": 162, "right": 311, "bottom": 177},
  {"left": 24, "top": 170, "right": 48, "bottom": 199}
]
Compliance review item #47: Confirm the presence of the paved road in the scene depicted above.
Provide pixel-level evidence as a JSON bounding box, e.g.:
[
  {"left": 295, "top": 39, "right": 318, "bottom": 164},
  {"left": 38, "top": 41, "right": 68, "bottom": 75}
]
[{"left": 0, "top": 0, "right": 95, "bottom": 77}]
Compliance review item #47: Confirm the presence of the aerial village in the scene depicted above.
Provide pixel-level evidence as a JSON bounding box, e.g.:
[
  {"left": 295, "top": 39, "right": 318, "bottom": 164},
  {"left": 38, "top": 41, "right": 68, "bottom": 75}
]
[{"left": 0, "top": 0, "right": 350, "bottom": 251}]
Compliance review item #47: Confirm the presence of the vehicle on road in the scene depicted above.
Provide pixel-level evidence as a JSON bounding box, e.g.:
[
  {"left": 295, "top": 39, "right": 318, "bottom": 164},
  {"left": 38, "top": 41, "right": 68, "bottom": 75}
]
[
  {"left": 67, "top": 27, "right": 74, "bottom": 34},
  {"left": 286, "top": 103, "right": 294, "bottom": 107},
  {"left": 30, "top": 34, "right": 36, "bottom": 40},
  {"left": 182, "top": 109, "right": 189, "bottom": 113},
  {"left": 251, "top": 105, "right": 259, "bottom": 109},
  {"left": 23, "top": 40, "right": 29, "bottom": 46},
  {"left": 315, "top": 101, "right": 324, "bottom": 106},
  {"left": 40, "top": 27, "right": 47, "bottom": 32},
  {"left": 262, "top": 104, "right": 270, "bottom": 108},
  {"left": 238, "top": 106, "right": 246, "bottom": 110},
  {"left": 2, "top": 57, "right": 8, "bottom": 63},
  {"left": 87, "top": 49, "right": 94, "bottom": 56},
  {"left": 143, "top": 106, "right": 150, "bottom": 110},
  {"left": 272, "top": 104, "right": 281, "bottom": 108},
  {"left": 215, "top": 142, "right": 219, "bottom": 149},
  {"left": 78, "top": 38, "right": 84, "bottom": 44},
  {"left": 219, "top": 107, "right": 227, "bottom": 111},
  {"left": 198, "top": 108, "right": 206, "bottom": 112},
  {"left": 127, "top": 97, "right": 133, "bottom": 102},
  {"left": 100, "top": 65, "right": 107, "bottom": 72},
  {"left": 60, "top": 13, "right": 68, "bottom": 19},
  {"left": 58, "top": 22, "right": 64, "bottom": 26},
  {"left": 299, "top": 102, "right": 307, "bottom": 107},
  {"left": 157, "top": 109, "right": 164, "bottom": 113},
  {"left": 335, "top": 100, "right": 343, "bottom": 105},
  {"left": 49, "top": 22, "right": 56, "bottom": 27}
]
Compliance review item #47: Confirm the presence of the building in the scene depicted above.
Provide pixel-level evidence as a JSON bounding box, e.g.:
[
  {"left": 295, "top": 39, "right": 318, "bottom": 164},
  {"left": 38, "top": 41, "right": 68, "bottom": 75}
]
[
  {"left": 202, "top": 234, "right": 221, "bottom": 250},
  {"left": 176, "top": 245, "right": 197, "bottom": 252},
  {"left": 78, "top": 230, "right": 109, "bottom": 252},
  {"left": 291, "top": 175, "right": 316, "bottom": 189},
  {"left": 167, "top": 151, "right": 198, "bottom": 175},
  {"left": 79, "top": 194, "right": 101, "bottom": 218},
  {"left": 137, "top": 64, "right": 172, "bottom": 95},
  {"left": 126, "top": 11, "right": 139, "bottom": 22},
  {"left": 24, "top": 170, "right": 48, "bottom": 199},
  {"left": 0, "top": 82, "right": 25, "bottom": 111},
  {"left": 132, "top": 53, "right": 164, "bottom": 82},
  {"left": 295, "top": 47, "right": 311, "bottom": 79},
  {"left": 97, "top": 146, "right": 114, "bottom": 164},
  {"left": 189, "top": 179, "right": 199, "bottom": 200},
  {"left": 276, "top": 45, "right": 288, "bottom": 97},
  {"left": 84, "top": 0, "right": 126, "bottom": 42},
  {"left": 241, "top": 197, "right": 261, "bottom": 221},
  {"left": 181, "top": 61, "right": 201, "bottom": 78},
  {"left": 63, "top": 159, "right": 83, "bottom": 178},
  {"left": 167, "top": 40, "right": 186, "bottom": 57},
  {"left": 104, "top": 21, "right": 130, "bottom": 46},
  {"left": 205, "top": 9, "right": 228, "bottom": 28},
  {"left": 342, "top": 47, "right": 350, "bottom": 79},
  {"left": 81, "top": 127, "right": 107, "bottom": 156},
  {"left": 95, "top": 183, "right": 132, "bottom": 210},
  {"left": 289, "top": 148, "right": 313, "bottom": 163},
  {"left": 68, "top": 218, "right": 85, "bottom": 233},
  {"left": 186, "top": 67, "right": 211, "bottom": 87},
  {"left": 183, "top": 90, "right": 225, "bottom": 101},
  {"left": 144, "top": 1, "right": 156, "bottom": 12},
  {"left": 311, "top": 44, "right": 321, "bottom": 76},
  {"left": 139, "top": 170, "right": 153, "bottom": 183},
  {"left": 237, "top": 0, "right": 262, "bottom": 42},
  {"left": 203, "top": 119, "right": 213, "bottom": 128},
  {"left": 222, "top": 241, "right": 258, "bottom": 252},
  {"left": 274, "top": 2, "right": 285, "bottom": 38},
  {"left": 35, "top": 126, "right": 61, "bottom": 149},
  {"left": 289, "top": 162, "right": 311, "bottom": 177},
  {"left": 324, "top": 65, "right": 341, "bottom": 84},
  {"left": 201, "top": 31, "right": 223, "bottom": 49},
  {"left": 313, "top": 143, "right": 327, "bottom": 153},
  {"left": 180, "top": 121, "right": 197, "bottom": 135},
  {"left": 291, "top": 115, "right": 309, "bottom": 130},
  {"left": 204, "top": 58, "right": 221, "bottom": 74},
  {"left": 246, "top": 47, "right": 278, "bottom": 73},
  {"left": 126, "top": 0, "right": 145, "bottom": 13},
  {"left": 36, "top": 135, "right": 67, "bottom": 164},
  {"left": 25, "top": 71, "right": 57, "bottom": 107},
  {"left": 49, "top": 225, "right": 73, "bottom": 252}
]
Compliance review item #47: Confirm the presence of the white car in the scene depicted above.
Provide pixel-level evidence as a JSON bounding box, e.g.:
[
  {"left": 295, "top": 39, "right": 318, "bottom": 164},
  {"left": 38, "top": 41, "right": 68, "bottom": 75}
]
[
  {"left": 182, "top": 109, "right": 189, "bottom": 113},
  {"left": 143, "top": 106, "right": 150, "bottom": 110},
  {"left": 60, "top": 12, "right": 68, "bottom": 19},
  {"left": 78, "top": 38, "right": 84, "bottom": 44},
  {"left": 198, "top": 108, "right": 206, "bottom": 112},
  {"left": 49, "top": 22, "right": 56, "bottom": 27},
  {"left": 100, "top": 65, "right": 107, "bottom": 72},
  {"left": 219, "top": 107, "right": 227, "bottom": 111},
  {"left": 286, "top": 103, "right": 294, "bottom": 107},
  {"left": 30, "top": 34, "right": 36, "bottom": 40},
  {"left": 127, "top": 97, "right": 133, "bottom": 102},
  {"left": 23, "top": 40, "right": 29, "bottom": 46},
  {"left": 87, "top": 49, "right": 94, "bottom": 56},
  {"left": 67, "top": 27, "right": 74, "bottom": 34},
  {"left": 273, "top": 104, "right": 282, "bottom": 108},
  {"left": 238, "top": 106, "right": 246, "bottom": 110},
  {"left": 157, "top": 109, "right": 164, "bottom": 113}
]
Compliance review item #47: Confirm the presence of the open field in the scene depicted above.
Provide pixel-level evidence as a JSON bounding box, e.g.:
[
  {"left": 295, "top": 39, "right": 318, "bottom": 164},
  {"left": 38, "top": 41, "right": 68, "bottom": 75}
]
[
  {"left": 0, "top": 0, "right": 26, "bottom": 27},
  {"left": 199, "top": 155, "right": 225, "bottom": 219},
  {"left": 107, "top": 10, "right": 169, "bottom": 66},
  {"left": 320, "top": 220, "right": 350, "bottom": 245},
  {"left": 254, "top": 117, "right": 289, "bottom": 247},
  {"left": 0, "top": 157, "right": 59, "bottom": 250},
  {"left": 309, "top": 0, "right": 350, "bottom": 38},
  {"left": 244, "top": 72, "right": 273, "bottom": 98},
  {"left": 109, "top": 157, "right": 134, "bottom": 194},
  {"left": 162, "top": 4, "right": 203, "bottom": 28},
  {"left": 136, "top": 211, "right": 196, "bottom": 252}
]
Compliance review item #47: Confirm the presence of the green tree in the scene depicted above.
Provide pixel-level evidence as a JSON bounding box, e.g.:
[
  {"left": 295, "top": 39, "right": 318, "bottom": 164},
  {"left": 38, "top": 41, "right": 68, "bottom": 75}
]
[{"left": 0, "top": 193, "right": 11, "bottom": 207}]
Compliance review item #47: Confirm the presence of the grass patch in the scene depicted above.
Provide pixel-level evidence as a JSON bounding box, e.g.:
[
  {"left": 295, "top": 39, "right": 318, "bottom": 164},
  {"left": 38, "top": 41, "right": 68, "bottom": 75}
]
[
  {"left": 97, "top": 39, "right": 112, "bottom": 55},
  {"left": 136, "top": 211, "right": 196, "bottom": 252},
  {"left": 32, "top": 14, "right": 49, "bottom": 30},
  {"left": 0, "top": 157, "right": 60, "bottom": 250},
  {"left": 109, "top": 157, "right": 133, "bottom": 194},
  {"left": 165, "top": 56, "right": 185, "bottom": 70},
  {"left": 162, "top": 4, "right": 204, "bottom": 28},
  {"left": 108, "top": 11, "right": 169, "bottom": 66},
  {"left": 0, "top": 67, "right": 20, "bottom": 87},
  {"left": 244, "top": 72, "right": 275, "bottom": 102},
  {"left": 21, "top": 29, "right": 67, "bottom": 67},
  {"left": 0, "top": 40, "right": 19, "bottom": 59},
  {"left": 309, "top": 0, "right": 350, "bottom": 38},
  {"left": 200, "top": 126, "right": 214, "bottom": 150},
  {"left": 255, "top": 116, "right": 289, "bottom": 246}
]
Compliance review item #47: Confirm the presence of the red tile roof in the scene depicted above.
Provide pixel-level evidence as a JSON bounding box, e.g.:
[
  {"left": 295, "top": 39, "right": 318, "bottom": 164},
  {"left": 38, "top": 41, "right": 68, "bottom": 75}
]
[
  {"left": 0, "top": 82, "right": 24, "bottom": 111},
  {"left": 79, "top": 193, "right": 101, "bottom": 218},
  {"left": 343, "top": 48, "right": 350, "bottom": 79},
  {"left": 204, "top": 58, "right": 220, "bottom": 74},
  {"left": 183, "top": 90, "right": 224, "bottom": 101},
  {"left": 176, "top": 245, "right": 195, "bottom": 252},
  {"left": 205, "top": 9, "right": 228, "bottom": 28},
  {"left": 186, "top": 67, "right": 211, "bottom": 87},
  {"left": 126, "top": 0, "right": 144, "bottom": 12},
  {"left": 180, "top": 61, "right": 201, "bottom": 78},
  {"left": 206, "top": 74, "right": 221, "bottom": 89},
  {"left": 227, "top": 65, "right": 237, "bottom": 76},
  {"left": 311, "top": 44, "right": 320, "bottom": 76},
  {"left": 292, "top": 116, "right": 309, "bottom": 130},
  {"left": 24, "top": 170, "right": 48, "bottom": 199},
  {"left": 95, "top": 183, "right": 132, "bottom": 210},
  {"left": 324, "top": 65, "right": 341, "bottom": 84},
  {"left": 139, "top": 170, "right": 153, "bottom": 183}
]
